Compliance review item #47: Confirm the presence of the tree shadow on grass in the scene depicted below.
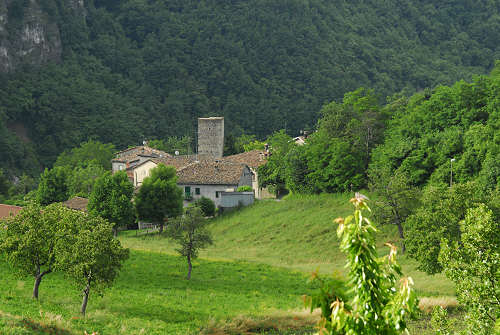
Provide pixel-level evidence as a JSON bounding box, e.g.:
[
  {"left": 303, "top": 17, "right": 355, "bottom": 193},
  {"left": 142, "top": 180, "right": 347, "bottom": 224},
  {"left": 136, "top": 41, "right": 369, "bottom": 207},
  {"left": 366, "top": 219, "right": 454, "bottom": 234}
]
[
  {"left": 110, "top": 304, "right": 206, "bottom": 324},
  {"left": 16, "top": 318, "right": 73, "bottom": 335}
]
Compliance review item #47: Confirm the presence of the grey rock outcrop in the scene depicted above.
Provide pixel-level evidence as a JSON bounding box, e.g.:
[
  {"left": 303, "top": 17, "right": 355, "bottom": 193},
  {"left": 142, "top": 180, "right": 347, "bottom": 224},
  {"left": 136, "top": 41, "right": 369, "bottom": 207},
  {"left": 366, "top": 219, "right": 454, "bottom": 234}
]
[{"left": 0, "top": 0, "right": 85, "bottom": 72}]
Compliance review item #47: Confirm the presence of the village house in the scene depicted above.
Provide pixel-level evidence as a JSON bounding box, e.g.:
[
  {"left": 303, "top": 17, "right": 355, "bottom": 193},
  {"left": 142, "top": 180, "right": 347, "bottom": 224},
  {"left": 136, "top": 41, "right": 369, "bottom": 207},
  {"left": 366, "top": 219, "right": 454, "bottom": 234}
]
[
  {"left": 111, "top": 145, "right": 171, "bottom": 180},
  {"left": 222, "top": 149, "right": 273, "bottom": 199},
  {"left": 128, "top": 156, "right": 196, "bottom": 187},
  {"left": 176, "top": 160, "right": 253, "bottom": 207}
]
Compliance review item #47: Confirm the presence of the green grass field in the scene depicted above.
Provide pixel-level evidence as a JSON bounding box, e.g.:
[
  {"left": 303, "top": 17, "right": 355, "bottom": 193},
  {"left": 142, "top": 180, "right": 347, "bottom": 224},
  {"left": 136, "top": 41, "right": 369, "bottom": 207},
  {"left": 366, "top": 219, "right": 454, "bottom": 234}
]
[{"left": 0, "top": 193, "right": 461, "bottom": 334}]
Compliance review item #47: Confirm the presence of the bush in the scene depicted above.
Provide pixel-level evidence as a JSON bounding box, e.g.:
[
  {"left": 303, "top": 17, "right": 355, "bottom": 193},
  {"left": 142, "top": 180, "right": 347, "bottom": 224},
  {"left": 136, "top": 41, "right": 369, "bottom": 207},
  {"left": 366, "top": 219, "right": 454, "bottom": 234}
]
[
  {"left": 237, "top": 185, "right": 253, "bottom": 192},
  {"left": 195, "top": 197, "right": 216, "bottom": 217}
]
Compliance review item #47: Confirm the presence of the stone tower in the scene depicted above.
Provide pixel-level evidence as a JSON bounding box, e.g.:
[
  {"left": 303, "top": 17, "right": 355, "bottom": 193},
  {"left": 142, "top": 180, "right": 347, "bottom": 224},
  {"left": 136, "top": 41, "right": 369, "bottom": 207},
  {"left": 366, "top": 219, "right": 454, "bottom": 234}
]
[{"left": 197, "top": 117, "right": 224, "bottom": 158}]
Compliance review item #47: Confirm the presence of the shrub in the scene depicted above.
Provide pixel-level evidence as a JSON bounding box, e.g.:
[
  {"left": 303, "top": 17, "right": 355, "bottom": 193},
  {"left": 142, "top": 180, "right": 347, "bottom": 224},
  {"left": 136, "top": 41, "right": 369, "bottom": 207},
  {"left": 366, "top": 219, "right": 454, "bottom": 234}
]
[
  {"left": 237, "top": 185, "right": 253, "bottom": 192},
  {"left": 195, "top": 197, "right": 216, "bottom": 217}
]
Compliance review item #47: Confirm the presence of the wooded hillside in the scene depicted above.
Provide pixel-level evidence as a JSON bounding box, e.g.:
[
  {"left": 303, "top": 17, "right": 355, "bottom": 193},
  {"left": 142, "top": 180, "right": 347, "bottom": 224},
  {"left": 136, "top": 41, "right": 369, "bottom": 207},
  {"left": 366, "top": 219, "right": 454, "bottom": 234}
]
[{"left": 1, "top": 0, "right": 499, "bottom": 175}]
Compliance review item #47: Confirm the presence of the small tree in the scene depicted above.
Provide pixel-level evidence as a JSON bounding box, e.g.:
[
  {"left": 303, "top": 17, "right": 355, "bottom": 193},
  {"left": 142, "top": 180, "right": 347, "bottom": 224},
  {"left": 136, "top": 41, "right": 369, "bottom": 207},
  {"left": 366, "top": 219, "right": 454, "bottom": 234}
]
[
  {"left": 195, "top": 196, "right": 216, "bottom": 217},
  {"left": 0, "top": 203, "right": 68, "bottom": 299},
  {"left": 55, "top": 214, "right": 129, "bottom": 316},
  {"left": 439, "top": 204, "right": 499, "bottom": 334},
  {"left": 135, "top": 164, "right": 183, "bottom": 233},
  {"left": 168, "top": 206, "right": 213, "bottom": 279},
  {"left": 88, "top": 171, "right": 134, "bottom": 236},
  {"left": 36, "top": 166, "right": 69, "bottom": 205},
  {"left": 236, "top": 185, "right": 253, "bottom": 192},
  {"left": 369, "top": 168, "right": 421, "bottom": 253},
  {"left": 305, "top": 193, "right": 418, "bottom": 334},
  {"left": 405, "top": 182, "right": 487, "bottom": 274}
]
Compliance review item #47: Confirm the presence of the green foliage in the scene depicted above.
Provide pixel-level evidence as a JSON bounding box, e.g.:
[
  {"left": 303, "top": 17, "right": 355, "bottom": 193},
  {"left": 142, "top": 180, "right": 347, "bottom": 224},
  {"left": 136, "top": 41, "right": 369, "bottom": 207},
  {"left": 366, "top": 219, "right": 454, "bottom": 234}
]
[
  {"left": 148, "top": 136, "right": 193, "bottom": 155},
  {"left": 0, "top": 203, "right": 68, "bottom": 299},
  {"left": 236, "top": 186, "right": 253, "bottom": 192},
  {"left": 88, "top": 171, "right": 134, "bottom": 235},
  {"left": 194, "top": 196, "right": 216, "bottom": 217},
  {"left": 36, "top": 166, "right": 69, "bottom": 205},
  {"left": 54, "top": 140, "right": 116, "bottom": 170},
  {"left": 0, "top": 169, "right": 11, "bottom": 199},
  {"left": 439, "top": 204, "right": 499, "bottom": 334},
  {"left": 168, "top": 206, "right": 213, "bottom": 279},
  {"left": 134, "top": 165, "right": 183, "bottom": 232},
  {"left": 258, "top": 130, "right": 294, "bottom": 195},
  {"left": 370, "top": 70, "right": 500, "bottom": 189},
  {"left": 405, "top": 182, "right": 493, "bottom": 274},
  {"left": 55, "top": 213, "right": 129, "bottom": 315},
  {"left": 369, "top": 168, "right": 421, "bottom": 252},
  {"left": 66, "top": 161, "right": 106, "bottom": 198},
  {"left": 305, "top": 194, "right": 418, "bottom": 334},
  {"left": 4, "top": 0, "right": 500, "bottom": 177},
  {"left": 431, "top": 306, "right": 455, "bottom": 335}
]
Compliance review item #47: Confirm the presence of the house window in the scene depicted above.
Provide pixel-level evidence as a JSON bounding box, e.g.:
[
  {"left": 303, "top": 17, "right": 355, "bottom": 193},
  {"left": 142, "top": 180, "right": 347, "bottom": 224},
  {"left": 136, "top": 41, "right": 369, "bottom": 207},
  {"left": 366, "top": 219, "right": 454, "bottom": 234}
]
[
  {"left": 215, "top": 191, "right": 220, "bottom": 198},
  {"left": 195, "top": 187, "right": 200, "bottom": 195},
  {"left": 185, "top": 186, "right": 191, "bottom": 197}
]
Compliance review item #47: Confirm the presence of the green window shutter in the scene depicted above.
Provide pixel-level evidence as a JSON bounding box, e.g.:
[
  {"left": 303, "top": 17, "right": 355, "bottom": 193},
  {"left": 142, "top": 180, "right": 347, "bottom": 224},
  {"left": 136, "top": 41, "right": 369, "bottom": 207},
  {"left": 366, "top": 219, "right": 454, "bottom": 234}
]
[{"left": 195, "top": 187, "right": 200, "bottom": 195}]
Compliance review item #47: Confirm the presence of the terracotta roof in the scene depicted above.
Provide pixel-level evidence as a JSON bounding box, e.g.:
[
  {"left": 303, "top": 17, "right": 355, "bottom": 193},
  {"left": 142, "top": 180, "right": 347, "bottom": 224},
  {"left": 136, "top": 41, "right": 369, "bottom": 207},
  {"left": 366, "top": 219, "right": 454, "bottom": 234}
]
[
  {"left": 177, "top": 160, "right": 249, "bottom": 185},
  {"left": 223, "top": 150, "right": 268, "bottom": 169},
  {"left": 63, "top": 197, "right": 89, "bottom": 212},
  {"left": 127, "top": 155, "right": 197, "bottom": 172},
  {"left": 0, "top": 204, "right": 23, "bottom": 219},
  {"left": 112, "top": 146, "right": 171, "bottom": 162}
]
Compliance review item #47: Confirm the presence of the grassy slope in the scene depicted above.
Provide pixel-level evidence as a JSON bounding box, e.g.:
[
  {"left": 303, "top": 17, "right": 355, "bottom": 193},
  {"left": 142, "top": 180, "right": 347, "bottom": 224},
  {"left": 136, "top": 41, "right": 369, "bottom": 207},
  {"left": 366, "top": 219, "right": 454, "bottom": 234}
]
[
  {"left": 0, "top": 252, "right": 311, "bottom": 334},
  {"left": 121, "top": 193, "right": 455, "bottom": 297},
  {"left": 0, "top": 193, "right": 458, "bottom": 334}
]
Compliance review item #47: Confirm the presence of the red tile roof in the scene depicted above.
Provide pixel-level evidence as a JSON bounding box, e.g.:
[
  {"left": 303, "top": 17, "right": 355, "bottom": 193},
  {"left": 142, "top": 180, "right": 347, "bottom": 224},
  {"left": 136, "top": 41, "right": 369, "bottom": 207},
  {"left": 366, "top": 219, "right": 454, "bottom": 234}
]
[
  {"left": 223, "top": 150, "right": 268, "bottom": 169},
  {"left": 176, "top": 160, "right": 249, "bottom": 185},
  {"left": 0, "top": 204, "right": 23, "bottom": 219}
]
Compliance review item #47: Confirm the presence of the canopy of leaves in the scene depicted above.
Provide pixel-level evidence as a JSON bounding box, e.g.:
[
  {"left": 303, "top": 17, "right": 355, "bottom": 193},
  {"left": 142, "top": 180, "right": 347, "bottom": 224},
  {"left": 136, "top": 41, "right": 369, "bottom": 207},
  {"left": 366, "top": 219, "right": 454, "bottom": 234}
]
[
  {"left": 54, "top": 140, "right": 116, "bottom": 170},
  {"left": 88, "top": 171, "right": 135, "bottom": 232},
  {"left": 135, "top": 164, "right": 183, "bottom": 224},
  {"left": 36, "top": 166, "right": 70, "bottom": 205},
  {"left": 194, "top": 196, "right": 216, "bottom": 217},
  {"left": 439, "top": 204, "right": 499, "bottom": 334},
  {"left": 55, "top": 214, "right": 129, "bottom": 293},
  {"left": 370, "top": 65, "right": 500, "bottom": 189},
  {"left": 404, "top": 181, "right": 498, "bottom": 274}
]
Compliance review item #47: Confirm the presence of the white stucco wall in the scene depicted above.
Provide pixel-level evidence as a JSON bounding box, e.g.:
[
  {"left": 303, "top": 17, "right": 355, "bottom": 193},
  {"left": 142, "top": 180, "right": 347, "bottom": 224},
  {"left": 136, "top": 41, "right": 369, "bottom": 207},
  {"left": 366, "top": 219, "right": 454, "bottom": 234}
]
[
  {"left": 132, "top": 161, "right": 158, "bottom": 187},
  {"left": 178, "top": 184, "right": 238, "bottom": 207}
]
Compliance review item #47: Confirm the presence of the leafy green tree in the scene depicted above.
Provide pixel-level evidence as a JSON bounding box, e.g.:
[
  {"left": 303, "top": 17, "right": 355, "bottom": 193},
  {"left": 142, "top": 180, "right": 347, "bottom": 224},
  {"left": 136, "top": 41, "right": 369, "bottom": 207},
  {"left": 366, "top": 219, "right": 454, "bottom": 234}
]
[
  {"left": 305, "top": 194, "right": 418, "bottom": 334},
  {"left": 0, "top": 203, "right": 68, "bottom": 299},
  {"left": 55, "top": 214, "right": 129, "bottom": 316},
  {"left": 54, "top": 140, "right": 116, "bottom": 170},
  {"left": 405, "top": 182, "right": 491, "bottom": 274},
  {"left": 0, "top": 168, "right": 10, "bottom": 200},
  {"left": 168, "top": 206, "right": 213, "bottom": 279},
  {"left": 369, "top": 168, "right": 421, "bottom": 253},
  {"left": 67, "top": 161, "right": 106, "bottom": 198},
  {"left": 236, "top": 185, "right": 253, "bottom": 192},
  {"left": 148, "top": 136, "right": 193, "bottom": 155},
  {"left": 439, "top": 204, "right": 499, "bottom": 334},
  {"left": 258, "top": 130, "right": 294, "bottom": 196},
  {"left": 88, "top": 171, "right": 134, "bottom": 236},
  {"left": 194, "top": 196, "right": 216, "bottom": 217},
  {"left": 135, "top": 164, "right": 183, "bottom": 233},
  {"left": 36, "top": 166, "right": 70, "bottom": 205}
]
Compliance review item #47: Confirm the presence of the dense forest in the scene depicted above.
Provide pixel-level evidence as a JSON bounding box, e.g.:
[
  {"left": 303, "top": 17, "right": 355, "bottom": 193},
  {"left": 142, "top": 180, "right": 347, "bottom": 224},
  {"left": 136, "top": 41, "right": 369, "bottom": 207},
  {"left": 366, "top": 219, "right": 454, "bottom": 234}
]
[{"left": 1, "top": 0, "right": 500, "bottom": 176}]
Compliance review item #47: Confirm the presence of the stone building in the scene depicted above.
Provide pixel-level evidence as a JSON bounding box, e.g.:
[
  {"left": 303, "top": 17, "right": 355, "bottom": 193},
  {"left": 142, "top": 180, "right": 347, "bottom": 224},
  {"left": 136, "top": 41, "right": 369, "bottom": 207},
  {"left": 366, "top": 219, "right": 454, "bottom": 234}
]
[{"left": 197, "top": 117, "right": 224, "bottom": 158}]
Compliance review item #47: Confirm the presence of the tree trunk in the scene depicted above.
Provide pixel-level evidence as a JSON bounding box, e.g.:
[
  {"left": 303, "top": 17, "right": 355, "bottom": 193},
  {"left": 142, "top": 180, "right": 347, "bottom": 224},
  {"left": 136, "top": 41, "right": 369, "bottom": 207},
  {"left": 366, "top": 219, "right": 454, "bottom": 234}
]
[
  {"left": 187, "top": 254, "right": 192, "bottom": 280},
  {"left": 159, "top": 222, "right": 164, "bottom": 234},
  {"left": 80, "top": 283, "right": 90, "bottom": 316},
  {"left": 32, "top": 269, "right": 51, "bottom": 299},
  {"left": 113, "top": 226, "right": 118, "bottom": 238},
  {"left": 396, "top": 220, "right": 405, "bottom": 253}
]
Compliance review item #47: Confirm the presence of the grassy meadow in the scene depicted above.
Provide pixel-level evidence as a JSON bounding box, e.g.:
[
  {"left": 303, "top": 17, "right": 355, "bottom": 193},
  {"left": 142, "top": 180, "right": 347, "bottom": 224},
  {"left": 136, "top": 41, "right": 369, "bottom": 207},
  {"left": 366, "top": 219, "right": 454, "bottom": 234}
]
[{"left": 0, "top": 193, "right": 462, "bottom": 334}]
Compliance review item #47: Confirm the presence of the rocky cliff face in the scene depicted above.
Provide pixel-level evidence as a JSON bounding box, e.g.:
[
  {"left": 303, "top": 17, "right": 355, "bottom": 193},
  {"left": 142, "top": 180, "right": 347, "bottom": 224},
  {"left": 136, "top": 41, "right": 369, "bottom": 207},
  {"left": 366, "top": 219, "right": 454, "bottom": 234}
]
[{"left": 0, "top": 0, "right": 84, "bottom": 73}]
